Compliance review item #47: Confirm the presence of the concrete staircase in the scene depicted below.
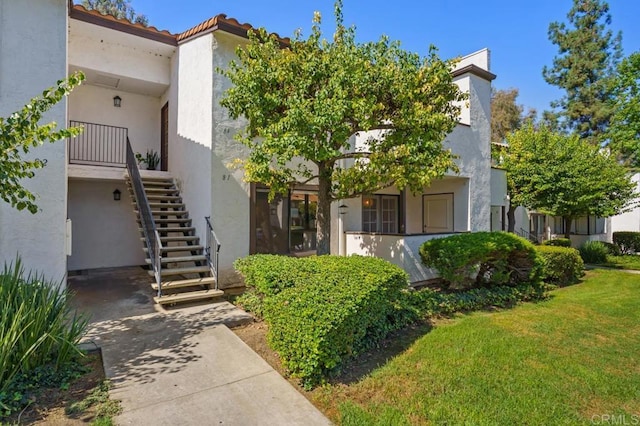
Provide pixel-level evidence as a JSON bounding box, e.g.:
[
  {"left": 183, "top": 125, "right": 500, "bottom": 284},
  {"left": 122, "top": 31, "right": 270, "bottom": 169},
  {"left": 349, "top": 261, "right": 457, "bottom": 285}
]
[{"left": 127, "top": 175, "right": 223, "bottom": 306}]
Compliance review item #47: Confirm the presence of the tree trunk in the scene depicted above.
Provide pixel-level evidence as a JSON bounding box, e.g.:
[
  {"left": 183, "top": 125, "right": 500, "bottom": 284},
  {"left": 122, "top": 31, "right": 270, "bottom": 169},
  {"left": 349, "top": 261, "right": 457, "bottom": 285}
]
[
  {"left": 507, "top": 203, "right": 517, "bottom": 233},
  {"left": 564, "top": 216, "right": 573, "bottom": 240},
  {"left": 316, "top": 163, "right": 332, "bottom": 255}
]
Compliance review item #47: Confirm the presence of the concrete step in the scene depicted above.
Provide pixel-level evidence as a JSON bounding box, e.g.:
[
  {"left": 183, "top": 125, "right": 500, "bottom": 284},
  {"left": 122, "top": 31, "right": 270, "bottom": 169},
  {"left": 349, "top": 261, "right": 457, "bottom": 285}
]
[
  {"left": 145, "top": 195, "right": 182, "bottom": 202},
  {"left": 135, "top": 202, "right": 185, "bottom": 209},
  {"left": 139, "top": 176, "right": 175, "bottom": 182},
  {"left": 139, "top": 218, "right": 192, "bottom": 225},
  {"left": 145, "top": 255, "right": 207, "bottom": 265},
  {"left": 152, "top": 276, "right": 217, "bottom": 291},
  {"left": 143, "top": 188, "right": 180, "bottom": 194},
  {"left": 146, "top": 226, "right": 196, "bottom": 233},
  {"left": 154, "top": 289, "right": 224, "bottom": 305},
  {"left": 140, "top": 236, "right": 199, "bottom": 243},
  {"left": 134, "top": 210, "right": 189, "bottom": 217},
  {"left": 147, "top": 265, "right": 210, "bottom": 277},
  {"left": 145, "top": 245, "right": 204, "bottom": 253}
]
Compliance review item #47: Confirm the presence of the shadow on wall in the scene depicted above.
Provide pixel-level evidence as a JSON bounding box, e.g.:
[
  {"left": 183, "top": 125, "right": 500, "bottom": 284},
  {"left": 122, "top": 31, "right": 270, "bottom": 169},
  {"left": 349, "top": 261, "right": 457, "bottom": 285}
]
[{"left": 350, "top": 233, "right": 441, "bottom": 284}]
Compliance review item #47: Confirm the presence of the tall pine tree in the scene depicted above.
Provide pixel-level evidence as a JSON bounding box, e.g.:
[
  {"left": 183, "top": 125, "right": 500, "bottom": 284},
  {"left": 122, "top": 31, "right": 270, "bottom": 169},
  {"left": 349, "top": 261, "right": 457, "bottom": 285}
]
[
  {"left": 543, "top": 0, "right": 622, "bottom": 142},
  {"left": 81, "top": 0, "right": 148, "bottom": 26}
]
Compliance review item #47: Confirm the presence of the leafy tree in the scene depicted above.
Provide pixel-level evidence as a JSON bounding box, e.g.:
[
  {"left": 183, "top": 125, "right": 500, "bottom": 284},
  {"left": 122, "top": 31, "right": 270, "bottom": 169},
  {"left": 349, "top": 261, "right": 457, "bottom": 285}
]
[
  {"left": 605, "top": 52, "right": 640, "bottom": 167},
  {"left": 491, "top": 88, "right": 535, "bottom": 232},
  {"left": 503, "top": 124, "right": 635, "bottom": 239},
  {"left": 543, "top": 0, "right": 622, "bottom": 141},
  {"left": 0, "top": 72, "right": 85, "bottom": 214},
  {"left": 491, "top": 88, "right": 536, "bottom": 144},
  {"left": 220, "top": 2, "right": 466, "bottom": 254},
  {"left": 81, "top": 0, "right": 148, "bottom": 26}
]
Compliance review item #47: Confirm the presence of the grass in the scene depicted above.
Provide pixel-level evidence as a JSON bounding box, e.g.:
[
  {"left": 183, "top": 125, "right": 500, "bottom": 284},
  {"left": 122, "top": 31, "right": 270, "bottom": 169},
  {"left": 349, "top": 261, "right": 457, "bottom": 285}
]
[
  {"left": 601, "top": 255, "right": 640, "bottom": 270},
  {"left": 311, "top": 269, "right": 640, "bottom": 425},
  {"left": 66, "top": 380, "right": 121, "bottom": 425}
]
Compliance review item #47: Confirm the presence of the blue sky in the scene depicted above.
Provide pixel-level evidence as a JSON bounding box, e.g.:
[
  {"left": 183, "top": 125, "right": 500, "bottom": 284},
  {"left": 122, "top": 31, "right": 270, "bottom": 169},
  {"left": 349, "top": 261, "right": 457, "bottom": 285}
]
[{"left": 131, "top": 0, "right": 639, "bottom": 115}]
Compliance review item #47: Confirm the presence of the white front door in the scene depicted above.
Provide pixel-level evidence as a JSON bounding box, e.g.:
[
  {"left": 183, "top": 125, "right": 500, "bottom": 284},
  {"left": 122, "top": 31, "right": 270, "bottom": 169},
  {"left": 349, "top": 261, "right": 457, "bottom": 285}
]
[{"left": 423, "top": 194, "right": 454, "bottom": 233}]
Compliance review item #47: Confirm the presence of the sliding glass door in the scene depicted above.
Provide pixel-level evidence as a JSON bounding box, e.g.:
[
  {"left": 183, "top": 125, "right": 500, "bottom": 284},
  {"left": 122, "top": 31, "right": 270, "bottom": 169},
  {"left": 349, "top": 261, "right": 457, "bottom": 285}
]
[{"left": 252, "top": 187, "right": 318, "bottom": 254}]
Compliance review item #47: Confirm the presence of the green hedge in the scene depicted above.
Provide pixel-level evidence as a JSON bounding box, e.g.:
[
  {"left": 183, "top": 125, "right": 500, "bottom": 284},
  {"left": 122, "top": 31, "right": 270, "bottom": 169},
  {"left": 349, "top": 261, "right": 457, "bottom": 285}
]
[
  {"left": 536, "top": 246, "right": 584, "bottom": 286},
  {"left": 579, "top": 241, "right": 609, "bottom": 264},
  {"left": 237, "top": 255, "right": 409, "bottom": 388},
  {"left": 612, "top": 232, "right": 640, "bottom": 254},
  {"left": 419, "top": 232, "right": 543, "bottom": 290},
  {"left": 542, "top": 238, "right": 572, "bottom": 247}
]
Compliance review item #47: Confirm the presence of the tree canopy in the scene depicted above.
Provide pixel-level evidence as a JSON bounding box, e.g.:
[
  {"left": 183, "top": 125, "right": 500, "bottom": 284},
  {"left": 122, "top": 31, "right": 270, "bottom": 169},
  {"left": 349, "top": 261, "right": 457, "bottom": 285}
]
[
  {"left": 490, "top": 88, "right": 535, "bottom": 232},
  {"left": 543, "top": 0, "right": 622, "bottom": 141},
  {"left": 0, "top": 72, "right": 85, "bottom": 214},
  {"left": 605, "top": 52, "right": 640, "bottom": 167},
  {"left": 220, "top": 2, "right": 466, "bottom": 254},
  {"left": 81, "top": 0, "right": 148, "bottom": 26},
  {"left": 503, "top": 125, "right": 635, "bottom": 238}
]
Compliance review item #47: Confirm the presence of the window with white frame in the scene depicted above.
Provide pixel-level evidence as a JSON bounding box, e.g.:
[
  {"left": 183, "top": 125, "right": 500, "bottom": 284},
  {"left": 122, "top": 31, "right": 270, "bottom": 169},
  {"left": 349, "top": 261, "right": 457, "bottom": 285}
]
[{"left": 362, "top": 195, "right": 399, "bottom": 233}]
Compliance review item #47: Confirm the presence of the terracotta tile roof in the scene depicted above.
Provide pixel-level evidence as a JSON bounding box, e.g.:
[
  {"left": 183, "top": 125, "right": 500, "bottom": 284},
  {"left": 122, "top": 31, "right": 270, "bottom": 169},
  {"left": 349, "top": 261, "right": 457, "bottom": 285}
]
[
  {"left": 70, "top": 4, "right": 177, "bottom": 45},
  {"left": 177, "top": 14, "right": 290, "bottom": 44},
  {"left": 69, "top": 3, "right": 288, "bottom": 46}
]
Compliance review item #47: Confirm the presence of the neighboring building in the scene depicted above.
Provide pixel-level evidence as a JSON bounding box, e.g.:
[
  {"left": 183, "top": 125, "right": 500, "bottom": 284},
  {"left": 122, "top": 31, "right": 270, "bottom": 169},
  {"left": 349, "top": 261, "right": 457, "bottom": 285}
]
[
  {"left": 0, "top": 1, "right": 500, "bottom": 298},
  {"left": 610, "top": 173, "right": 640, "bottom": 236}
]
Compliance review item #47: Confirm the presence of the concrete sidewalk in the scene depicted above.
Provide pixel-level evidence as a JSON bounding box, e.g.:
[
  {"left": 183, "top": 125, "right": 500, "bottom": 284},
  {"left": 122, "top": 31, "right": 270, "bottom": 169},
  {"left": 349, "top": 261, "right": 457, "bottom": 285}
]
[{"left": 71, "top": 268, "right": 331, "bottom": 425}]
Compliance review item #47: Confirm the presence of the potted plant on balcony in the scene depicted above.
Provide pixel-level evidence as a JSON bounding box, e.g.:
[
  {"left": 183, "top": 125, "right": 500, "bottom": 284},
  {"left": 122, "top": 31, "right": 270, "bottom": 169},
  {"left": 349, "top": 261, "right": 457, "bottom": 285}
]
[{"left": 135, "top": 150, "right": 160, "bottom": 170}]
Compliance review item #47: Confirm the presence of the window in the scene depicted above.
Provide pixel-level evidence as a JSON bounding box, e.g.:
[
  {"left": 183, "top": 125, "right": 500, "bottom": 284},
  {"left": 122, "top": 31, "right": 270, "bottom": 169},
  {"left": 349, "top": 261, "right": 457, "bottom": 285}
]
[
  {"left": 551, "top": 215, "right": 606, "bottom": 235},
  {"left": 362, "top": 195, "right": 399, "bottom": 233}
]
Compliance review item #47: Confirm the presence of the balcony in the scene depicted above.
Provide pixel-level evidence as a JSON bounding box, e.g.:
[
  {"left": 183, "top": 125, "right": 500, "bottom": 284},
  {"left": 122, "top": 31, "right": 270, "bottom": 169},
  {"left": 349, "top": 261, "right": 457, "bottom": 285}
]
[{"left": 68, "top": 121, "right": 127, "bottom": 168}]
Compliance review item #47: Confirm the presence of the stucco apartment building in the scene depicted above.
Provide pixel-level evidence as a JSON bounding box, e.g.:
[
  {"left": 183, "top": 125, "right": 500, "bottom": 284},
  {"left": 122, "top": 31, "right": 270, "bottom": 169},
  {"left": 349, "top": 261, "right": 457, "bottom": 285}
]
[{"left": 0, "top": 0, "right": 503, "bottom": 302}]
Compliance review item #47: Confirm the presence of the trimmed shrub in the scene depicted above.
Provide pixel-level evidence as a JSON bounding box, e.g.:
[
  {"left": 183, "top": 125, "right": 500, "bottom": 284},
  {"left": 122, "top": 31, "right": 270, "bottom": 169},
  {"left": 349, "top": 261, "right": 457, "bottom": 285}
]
[
  {"left": 239, "top": 255, "right": 409, "bottom": 388},
  {"left": 419, "top": 232, "right": 543, "bottom": 290},
  {"left": 542, "top": 238, "right": 572, "bottom": 247},
  {"left": 578, "top": 241, "right": 609, "bottom": 264},
  {"left": 536, "top": 246, "right": 584, "bottom": 286},
  {"left": 601, "top": 241, "right": 622, "bottom": 256},
  {"left": 0, "top": 258, "right": 87, "bottom": 415},
  {"left": 612, "top": 232, "right": 640, "bottom": 254}
]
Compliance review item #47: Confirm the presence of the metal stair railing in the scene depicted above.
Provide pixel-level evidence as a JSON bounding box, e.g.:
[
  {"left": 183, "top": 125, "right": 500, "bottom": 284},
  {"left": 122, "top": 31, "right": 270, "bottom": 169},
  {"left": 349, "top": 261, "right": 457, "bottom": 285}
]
[
  {"left": 126, "top": 138, "right": 163, "bottom": 296},
  {"left": 205, "top": 216, "right": 221, "bottom": 290},
  {"left": 516, "top": 227, "right": 541, "bottom": 244}
]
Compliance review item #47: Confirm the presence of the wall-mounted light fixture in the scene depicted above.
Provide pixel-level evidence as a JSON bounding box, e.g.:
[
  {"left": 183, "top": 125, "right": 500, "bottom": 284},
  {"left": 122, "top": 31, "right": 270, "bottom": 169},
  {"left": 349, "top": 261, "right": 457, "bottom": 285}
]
[
  {"left": 113, "top": 189, "right": 121, "bottom": 201},
  {"left": 113, "top": 95, "right": 122, "bottom": 108},
  {"left": 338, "top": 204, "right": 348, "bottom": 215},
  {"left": 362, "top": 197, "right": 373, "bottom": 208}
]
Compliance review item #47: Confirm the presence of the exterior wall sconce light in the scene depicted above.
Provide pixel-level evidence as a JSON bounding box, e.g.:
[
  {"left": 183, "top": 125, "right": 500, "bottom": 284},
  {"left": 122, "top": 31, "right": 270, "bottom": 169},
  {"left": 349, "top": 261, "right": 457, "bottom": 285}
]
[
  {"left": 113, "top": 95, "right": 122, "bottom": 107},
  {"left": 362, "top": 197, "right": 373, "bottom": 208},
  {"left": 113, "top": 189, "right": 121, "bottom": 201},
  {"left": 338, "top": 204, "right": 348, "bottom": 215}
]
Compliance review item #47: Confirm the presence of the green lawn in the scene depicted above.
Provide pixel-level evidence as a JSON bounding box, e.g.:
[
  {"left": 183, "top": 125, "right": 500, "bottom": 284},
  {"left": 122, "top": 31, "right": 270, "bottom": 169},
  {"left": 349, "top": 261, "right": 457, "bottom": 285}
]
[
  {"left": 312, "top": 270, "right": 640, "bottom": 425},
  {"left": 602, "top": 255, "right": 640, "bottom": 271}
]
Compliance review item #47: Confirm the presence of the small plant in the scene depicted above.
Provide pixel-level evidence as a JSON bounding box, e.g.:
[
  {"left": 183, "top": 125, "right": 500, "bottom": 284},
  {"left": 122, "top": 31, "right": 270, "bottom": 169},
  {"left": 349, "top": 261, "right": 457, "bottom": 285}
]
[
  {"left": 578, "top": 241, "right": 609, "bottom": 264},
  {"left": 135, "top": 150, "right": 160, "bottom": 170},
  {"left": 0, "top": 258, "right": 87, "bottom": 416},
  {"left": 536, "top": 246, "right": 584, "bottom": 286},
  {"left": 542, "top": 238, "right": 572, "bottom": 247}
]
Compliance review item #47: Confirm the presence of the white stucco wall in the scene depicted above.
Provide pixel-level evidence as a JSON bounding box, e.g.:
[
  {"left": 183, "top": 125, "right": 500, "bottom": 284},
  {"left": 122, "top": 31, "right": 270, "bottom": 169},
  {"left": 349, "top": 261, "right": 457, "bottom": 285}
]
[
  {"left": 345, "top": 233, "right": 454, "bottom": 283},
  {"left": 68, "top": 84, "right": 161, "bottom": 156},
  {"left": 170, "top": 33, "right": 214, "bottom": 280},
  {"left": 211, "top": 33, "right": 253, "bottom": 287},
  {"left": 69, "top": 20, "right": 172, "bottom": 91},
  {"left": 0, "top": 0, "right": 69, "bottom": 285},
  {"left": 610, "top": 173, "right": 640, "bottom": 233},
  {"left": 67, "top": 180, "right": 145, "bottom": 270}
]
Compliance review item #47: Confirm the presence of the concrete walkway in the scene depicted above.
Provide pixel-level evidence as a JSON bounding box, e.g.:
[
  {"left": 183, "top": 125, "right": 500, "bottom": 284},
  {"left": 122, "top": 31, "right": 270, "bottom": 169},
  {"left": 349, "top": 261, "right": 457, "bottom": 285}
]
[{"left": 70, "top": 267, "right": 331, "bottom": 426}]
